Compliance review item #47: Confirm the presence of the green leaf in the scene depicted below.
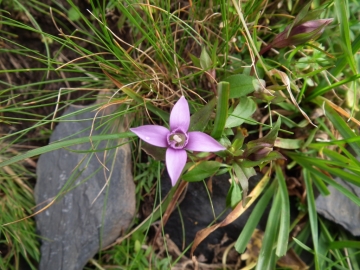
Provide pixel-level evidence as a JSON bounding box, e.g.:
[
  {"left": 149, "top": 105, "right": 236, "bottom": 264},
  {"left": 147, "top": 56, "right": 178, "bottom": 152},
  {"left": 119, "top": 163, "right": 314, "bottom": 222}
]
[
  {"left": 334, "top": 0, "right": 357, "bottom": 74},
  {"left": 189, "top": 53, "right": 201, "bottom": 68},
  {"left": 275, "top": 164, "right": 290, "bottom": 257},
  {"left": 225, "top": 97, "right": 256, "bottom": 128},
  {"left": 211, "top": 39, "right": 219, "bottom": 65},
  {"left": 231, "top": 128, "right": 246, "bottom": 151},
  {"left": 200, "top": 47, "right": 212, "bottom": 70},
  {"left": 227, "top": 179, "right": 242, "bottom": 209},
  {"left": 329, "top": 241, "right": 360, "bottom": 249},
  {"left": 305, "top": 74, "right": 360, "bottom": 100},
  {"left": 286, "top": 152, "right": 360, "bottom": 187},
  {"left": 313, "top": 175, "right": 330, "bottom": 196},
  {"left": 233, "top": 163, "right": 256, "bottom": 206},
  {"left": 223, "top": 74, "right": 256, "bottom": 98},
  {"left": 294, "top": 235, "right": 349, "bottom": 270},
  {"left": 241, "top": 151, "right": 285, "bottom": 168},
  {"left": 211, "top": 82, "right": 229, "bottom": 139},
  {"left": 275, "top": 137, "right": 304, "bottom": 149},
  {"left": 189, "top": 98, "right": 216, "bottom": 132},
  {"left": 314, "top": 159, "right": 360, "bottom": 183},
  {"left": 235, "top": 181, "right": 276, "bottom": 253},
  {"left": 304, "top": 169, "right": 320, "bottom": 270},
  {"left": 256, "top": 187, "right": 281, "bottom": 270},
  {"left": 182, "top": 161, "right": 222, "bottom": 182},
  {"left": 293, "top": 238, "right": 313, "bottom": 253},
  {"left": 68, "top": 7, "right": 81, "bottom": 21},
  {"left": 286, "top": 152, "right": 360, "bottom": 206},
  {"left": 322, "top": 148, "right": 360, "bottom": 171},
  {"left": 317, "top": 220, "right": 341, "bottom": 269}
]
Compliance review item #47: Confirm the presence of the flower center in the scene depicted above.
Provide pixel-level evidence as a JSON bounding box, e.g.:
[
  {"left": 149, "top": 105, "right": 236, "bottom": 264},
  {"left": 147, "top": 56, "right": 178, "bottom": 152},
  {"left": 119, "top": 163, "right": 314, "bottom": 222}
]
[{"left": 167, "top": 128, "right": 188, "bottom": 149}]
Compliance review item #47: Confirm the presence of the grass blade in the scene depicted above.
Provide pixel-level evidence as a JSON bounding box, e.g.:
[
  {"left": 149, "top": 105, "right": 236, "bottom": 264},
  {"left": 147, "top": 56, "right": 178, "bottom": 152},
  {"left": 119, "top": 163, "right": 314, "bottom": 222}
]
[
  {"left": 256, "top": 186, "right": 281, "bottom": 270},
  {"left": 275, "top": 164, "right": 290, "bottom": 257},
  {"left": 286, "top": 152, "right": 360, "bottom": 206},
  {"left": 211, "top": 81, "right": 229, "bottom": 139},
  {"left": 334, "top": 0, "right": 357, "bottom": 74},
  {"left": 235, "top": 180, "right": 276, "bottom": 253},
  {"left": 305, "top": 74, "right": 360, "bottom": 101},
  {"left": 0, "top": 132, "right": 135, "bottom": 168},
  {"left": 303, "top": 169, "right": 320, "bottom": 270},
  {"left": 324, "top": 104, "right": 360, "bottom": 156},
  {"left": 329, "top": 240, "right": 360, "bottom": 250}
]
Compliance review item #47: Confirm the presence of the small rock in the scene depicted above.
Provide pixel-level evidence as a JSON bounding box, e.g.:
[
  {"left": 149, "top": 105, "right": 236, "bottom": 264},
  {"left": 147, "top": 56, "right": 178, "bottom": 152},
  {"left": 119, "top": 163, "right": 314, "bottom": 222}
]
[
  {"left": 35, "top": 105, "right": 135, "bottom": 270},
  {"left": 316, "top": 177, "right": 360, "bottom": 236}
]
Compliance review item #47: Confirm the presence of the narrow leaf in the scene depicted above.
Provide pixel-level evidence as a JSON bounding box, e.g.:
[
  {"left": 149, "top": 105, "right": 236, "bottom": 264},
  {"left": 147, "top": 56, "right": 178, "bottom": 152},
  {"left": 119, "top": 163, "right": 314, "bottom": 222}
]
[
  {"left": 275, "top": 164, "right": 290, "bottom": 257},
  {"left": 334, "top": 0, "right": 357, "bottom": 74},
  {"left": 256, "top": 188, "right": 281, "bottom": 270},
  {"left": 233, "top": 163, "right": 256, "bottom": 206},
  {"left": 286, "top": 151, "right": 360, "bottom": 205},
  {"left": 303, "top": 169, "right": 320, "bottom": 270},
  {"left": 200, "top": 47, "right": 212, "bottom": 70},
  {"left": 325, "top": 104, "right": 360, "bottom": 156},
  {"left": 313, "top": 175, "right": 330, "bottom": 196},
  {"left": 329, "top": 240, "right": 360, "bottom": 249},
  {"left": 211, "top": 82, "right": 229, "bottom": 139},
  {"left": 275, "top": 138, "right": 304, "bottom": 149},
  {"left": 182, "top": 161, "right": 222, "bottom": 182},
  {"left": 227, "top": 180, "right": 243, "bottom": 209},
  {"left": 235, "top": 181, "right": 276, "bottom": 253},
  {"left": 305, "top": 74, "right": 360, "bottom": 101},
  {"left": 225, "top": 97, "right": 256, "bottom": 128},
  {"left": 241, "top": 151, "right": 285, "bottom": 168}
]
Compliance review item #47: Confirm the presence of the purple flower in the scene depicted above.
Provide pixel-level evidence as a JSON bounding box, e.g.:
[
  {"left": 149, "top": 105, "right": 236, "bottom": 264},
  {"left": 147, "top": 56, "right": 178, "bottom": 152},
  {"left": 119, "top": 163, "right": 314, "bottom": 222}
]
[{"left": 130, "top": 96, "right": 225, "bottom": 186}]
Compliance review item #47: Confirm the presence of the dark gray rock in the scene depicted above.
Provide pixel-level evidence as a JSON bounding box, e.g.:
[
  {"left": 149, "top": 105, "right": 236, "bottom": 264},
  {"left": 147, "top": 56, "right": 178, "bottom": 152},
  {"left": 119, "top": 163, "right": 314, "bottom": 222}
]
[
  {"left": 35, "top": 105, "right": 135, "bottom": 270},
  {"left": 162, "top": 173, "right": 269, "bottom": 261},
  {"left": 316, "top": 177, "right": 360, "bottom": 236}
]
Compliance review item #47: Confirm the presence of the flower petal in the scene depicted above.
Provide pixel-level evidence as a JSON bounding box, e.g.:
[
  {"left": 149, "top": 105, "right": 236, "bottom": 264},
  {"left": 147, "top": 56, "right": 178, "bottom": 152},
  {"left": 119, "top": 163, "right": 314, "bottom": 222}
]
[
  {"left": 186, "top": 132, "right": 226, "bottom": 152},
  {"left": 166, "top": 148, "right": 187, "bottom": 186},
  {"left": 130, "top": 125, "right": 169, "bottom": 147},
  {"left": 169, "top": 96, "right": 190, "bottom": 132}
]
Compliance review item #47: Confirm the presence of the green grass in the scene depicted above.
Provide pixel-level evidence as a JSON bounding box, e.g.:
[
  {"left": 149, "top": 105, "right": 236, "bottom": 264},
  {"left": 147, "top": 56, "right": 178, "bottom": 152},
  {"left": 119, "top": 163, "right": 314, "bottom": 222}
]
[{"left": 0, "top": 0, "right": 360, "bottom": 269}]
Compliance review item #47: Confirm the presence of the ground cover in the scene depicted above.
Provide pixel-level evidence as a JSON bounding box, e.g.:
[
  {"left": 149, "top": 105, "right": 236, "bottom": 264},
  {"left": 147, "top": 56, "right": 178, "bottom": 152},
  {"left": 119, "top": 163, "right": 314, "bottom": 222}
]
[{"left": 0, "top": 0, "right": 359, "bottom": 269}]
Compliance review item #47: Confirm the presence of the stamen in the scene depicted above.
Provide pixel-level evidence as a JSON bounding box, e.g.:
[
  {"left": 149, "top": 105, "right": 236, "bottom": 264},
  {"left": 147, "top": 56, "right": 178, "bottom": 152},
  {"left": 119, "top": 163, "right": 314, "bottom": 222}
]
[
  {"left": 167, "top": 128, "right": 189, "bottom": 149},
  {"left": 173, "top": 134, "right": 182, "bottom": 143}
]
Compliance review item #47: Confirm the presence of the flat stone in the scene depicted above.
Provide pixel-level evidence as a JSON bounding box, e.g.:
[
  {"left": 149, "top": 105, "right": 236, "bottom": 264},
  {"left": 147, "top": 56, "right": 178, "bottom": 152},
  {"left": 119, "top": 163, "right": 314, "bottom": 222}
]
[
  {"left": 316, "top": 177, "right": 360, "bottom": 236},
  {"left": 35, "top": 105, "right": 135, "bottom": 270}
]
